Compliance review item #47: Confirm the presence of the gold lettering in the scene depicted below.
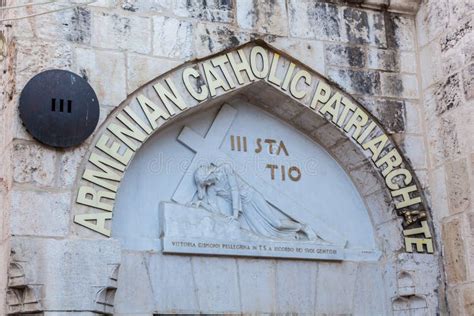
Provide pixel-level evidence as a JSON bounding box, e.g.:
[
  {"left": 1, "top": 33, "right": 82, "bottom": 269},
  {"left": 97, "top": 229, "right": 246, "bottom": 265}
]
[
  {"left": 404, "top": 221, "right": 433, "bottom": 253},
  {"left": 404, "top": 220, "right": 431, "bottom": 238},
  {"left": 250, "top": 46, "right": 270, "bottom": 79},
  {"left": 276, "top": 140, "right": 289, "bottom": 156},
  {"left": 344, "top": 108, "right": 368, "bottom": 140},
  {"left": 310, "top": 81, "right": 331, "bottom": 109},
  {"left": 404, "top": 237, "right": 434, "bottom": 253},
  {"left": 203, "top": 62, "right": 231, "bottom": 97},
  {"left": 268, "top": 53, "right": 283, "bottom": 86},
  {"left": 289, "top": 70, "right": 312, "bottom": 99},
  {"left": 386, "top": 168, "right": 413, "bottom": 190},
  {"left": 391, "top": 185, "right": 422, "bottom": 209},
  {"left": 76, "top": 186, "right": 115, "bottom": 212},
  {"left": 357, "top": 121, "right": 376, "bottom": 144},
  {"left": 96, "top": 134, "right": 133, "bottom": 166},
  {"left": 123, "top": 106, "right": 153, "bottom": 135},
  {"left": 227, "top": 49, "right": 255, "bottom": 84},
  {"left": 83, "top": 153, "right": 124, "bottom": 192},
  {"left": 153, "top": 78, "right": 187, "bottom": 114},
  {"left": 182, "top": 67, "right": 209, "bottom": 101},
  {"left": 107, "top": 113, "right": 147, "bottom": 151},
  {"left": 375, "top": 148, "right": 403, "bottom": 176},
  {"left": 362, "top": 134, "right": 388, "bottom": 161},
  {"left": 211, "top": 55, "right": 236, "bottom": 88},
  {"left": 319, "top": 92, "right": 342, "bottom": 123},
  {"left": 74, "top": 213, "right": 112, "bottom": 237},
  {"left": 266, "top": 164, "right": 277, "bottom": 180},
  {"left": 136, "top": 94, "right": 170, "bottom": 129},
  {"left": 288, "top": 166, "right": 301, "bottom": 181},
  {"left": 281, "top": 62, "right": 295, "bottom": 91},
  {"left": 337, "top": 98, "right": 357, "bottom": 126}
]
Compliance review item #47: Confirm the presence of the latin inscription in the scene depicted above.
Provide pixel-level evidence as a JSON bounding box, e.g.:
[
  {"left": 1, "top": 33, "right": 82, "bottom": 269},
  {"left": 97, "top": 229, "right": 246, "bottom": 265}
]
[
  {"left": 73, "top": 43, "right": 434, "bottom": 254},
  {"left": 229, "top": 134, "right": 301, "bottom": 182},
  {"left": 164, "top": 239, "right": 343, "bottom": 261}
]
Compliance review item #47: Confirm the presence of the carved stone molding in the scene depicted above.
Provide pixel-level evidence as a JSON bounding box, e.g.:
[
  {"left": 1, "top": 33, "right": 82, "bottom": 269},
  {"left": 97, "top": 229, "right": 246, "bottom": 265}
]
[
  {"left": 94, "top": 264, "right": 120, "bottom": 315},
  {"left": 6, "top": 260, "right": 43, "bottom": 314}
]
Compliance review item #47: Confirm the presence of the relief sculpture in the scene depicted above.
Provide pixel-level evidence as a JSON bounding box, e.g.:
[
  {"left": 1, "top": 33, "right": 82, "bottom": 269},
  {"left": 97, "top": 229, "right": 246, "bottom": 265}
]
[{"left": 190, "top": 163, "right": 317, "bottom": 241}]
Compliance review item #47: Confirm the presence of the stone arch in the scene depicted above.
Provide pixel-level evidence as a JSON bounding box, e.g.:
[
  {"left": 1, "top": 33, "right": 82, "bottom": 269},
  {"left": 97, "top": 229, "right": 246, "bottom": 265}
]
[{"left": 70, "top": 40, "right": 433, "bottom": 255}]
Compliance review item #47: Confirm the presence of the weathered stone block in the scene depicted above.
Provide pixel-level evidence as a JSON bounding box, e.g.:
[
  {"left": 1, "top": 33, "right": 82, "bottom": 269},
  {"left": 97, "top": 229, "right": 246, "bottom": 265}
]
[
  {"left": 127, "top": 53, "right": 181, "bottom": 93},
  {"left": 426, "top": 114, "right": 463, "bottom": 166},
  {"left": 153, "top": 16, "right": 194, "bottom": 59},
  {"left": 360, "top": 98, "right": 406, "bottom": 134},
  {"left": 75, "top": 48, "right": 126, "bottom": 106},
  {"left": 368, "top": 49, "right": 399, "bottom": 72},
  {"left": 419, "top": 41, "right": 442, "bottom": 90},
  {"left": 386, "top": 14, "right": 416, "bottom": 51},
  {"left": 441, "top": 49, "right": 464, "bottom": 77},
  {"left": 381, "top": 73, "right": 419, "bottom": 99},
  {"left": 236, "top": 0, "right": 287, "bottom": 36},
  {"left": 416, "top": 0, "right": 449, "bottom": 47},
  {"left": 59, "top": 144, "right": 88, "bottom": 187},
  {"left": 290, "top": 109, "right": 326, "bottom": 134},
  {"left": 463, "top": 284, "right": 474, "bottom": 316},
  {"left": 193, "top": 23, "right": 250, "bottom": 59},
  {"left": 315, "top": 262, "right": 358, "bottom": 313},
  {"left": 10, "top": 237, "right": 121, "bottom": 312},
  {"left": 449, "top": 0, "right": 474, "bottom": 26},
  {"left": 327, "top": 68, "right": 381, "bottom": 96},
  {"left": 325, "top": 44, "right": 366, "bottom": 68},
  {"left": 275, "top": 260, "right": 317, "bottom": 313},
  {"left": 267, "top": 37, "right": 325, "bottom": 74},
  {"left": 400, "top": 51, "right": 417, "bottom": 74},
  {"left": 10, "top": 190, "right": 70, "bottom": 237},
  {"left": 442, "top": 217, "right": 467, "bottom": 284},
  {"left": 331, "top": 139, "right": 367, "bottom": 171},
  {"left": 400, "top": 135, "right": 427, "bottom": 169},
  {"left": 91, "top": 11, "right": 151, "bottom": 54},
  {"left": 288, "top": 0, "right": 341, "bottom": 41},
  {"left": 354, "top": 263, "right": 388, "bottom": 315},
  {"left": 342, "top": 7, "right": 386, "bottom": 48},
  {"left": 435, "top": 73, "right": 463, "bottom": 115},
  {"left": 349, "top": 162, "right": 384, "bottom": 196},
  {"left": 14, "top": 6, "right": 91, "bottom": 44},
  {"left": 311, "top": 123, "right": 346, "bottom": 149},
  {"left": 238, "top": 259, "right": 276, "bottom": 312},
  {"left": 463, "top": 63, "right": 474, "bottom": 100},
  {"left": 445, "top": 158, "right": 471, "bottom": 214},
  {"left": 122, "top": 0, "right": 172, "bottom": 13},
  {"left": 427, "top": 166, "right": 449, "bottom": 224},
  {"left": 147, "top": 253, "right": 198, "bottom": 313},
  {"left": 375, "top": 218, "right": 404, "bottom": 254},
  {"left": 14, "top": 39, "right": 73, "bottom": 93},
  {"left": 88, "top": 0, "right": 118, "bottom": 8},
  {"left": 114, "top": 252, "right": 155, "bottom": 313},
  {"left": 440, "top": 19, "right": 472, "bottom": 53},
  {"left": 174, "top": 0, "right": 234, "bottom": 23},
  {"left": 13, "top": 142, "right": 56, "bottom": 186},
  {"left": 192, "top": 256, "right": 240, "bottom": 312},
  {"left": 365, "top": 189, "right": 397, "bottom": 227}
]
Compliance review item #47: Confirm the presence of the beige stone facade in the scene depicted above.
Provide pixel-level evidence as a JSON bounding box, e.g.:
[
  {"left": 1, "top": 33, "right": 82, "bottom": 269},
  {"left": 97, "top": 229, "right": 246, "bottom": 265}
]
[{"left": 0, "top": 0, "right": 472, "bottom": 314}]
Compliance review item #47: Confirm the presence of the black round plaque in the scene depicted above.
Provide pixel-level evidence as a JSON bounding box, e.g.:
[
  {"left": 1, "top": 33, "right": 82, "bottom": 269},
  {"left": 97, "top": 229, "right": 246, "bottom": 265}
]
[{"left": 19, "top": 69, "right": 100, "bottom": 148}]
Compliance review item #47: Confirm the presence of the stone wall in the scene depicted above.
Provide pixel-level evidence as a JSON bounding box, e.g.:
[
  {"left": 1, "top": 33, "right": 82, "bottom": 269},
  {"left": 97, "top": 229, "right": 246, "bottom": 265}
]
[
  {"left": 416, "top": 0, "right": 474, "bottom": 315},
  {"left": 0, "top": 0, "right": 470, "bottom": 314}
]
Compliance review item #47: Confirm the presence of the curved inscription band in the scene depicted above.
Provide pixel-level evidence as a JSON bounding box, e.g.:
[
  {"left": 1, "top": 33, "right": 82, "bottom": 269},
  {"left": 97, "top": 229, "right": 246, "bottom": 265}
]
[{"left": 73, "top": 41, "right": 433, "bottom": 254}]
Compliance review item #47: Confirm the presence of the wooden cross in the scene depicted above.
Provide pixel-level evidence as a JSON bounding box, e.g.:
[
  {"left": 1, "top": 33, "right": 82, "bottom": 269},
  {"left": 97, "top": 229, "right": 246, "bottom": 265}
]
[{"left": 172, "top": 104, "right": 346, "bottom": 246}]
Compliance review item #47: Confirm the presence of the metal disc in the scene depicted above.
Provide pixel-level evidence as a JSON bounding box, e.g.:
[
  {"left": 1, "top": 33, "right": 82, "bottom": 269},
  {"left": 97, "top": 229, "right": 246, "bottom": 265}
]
[{"left": 19, "top": 69, "right": 100, "bottom": 148}]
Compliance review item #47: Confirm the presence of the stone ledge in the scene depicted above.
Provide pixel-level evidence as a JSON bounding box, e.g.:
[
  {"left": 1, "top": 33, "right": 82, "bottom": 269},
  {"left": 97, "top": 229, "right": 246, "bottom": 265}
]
[{"left": 346, "top": 0, "right": 421, "bottom": 14}]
